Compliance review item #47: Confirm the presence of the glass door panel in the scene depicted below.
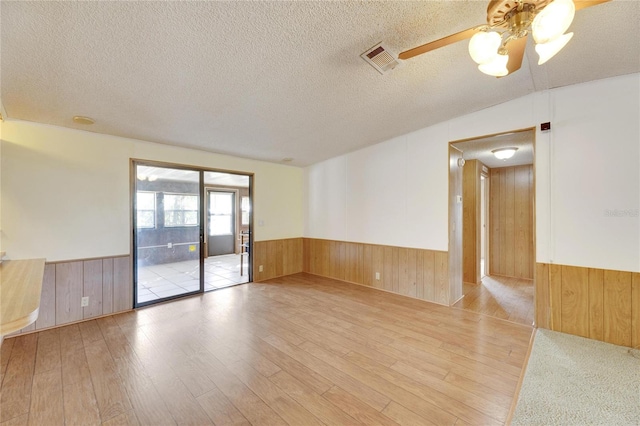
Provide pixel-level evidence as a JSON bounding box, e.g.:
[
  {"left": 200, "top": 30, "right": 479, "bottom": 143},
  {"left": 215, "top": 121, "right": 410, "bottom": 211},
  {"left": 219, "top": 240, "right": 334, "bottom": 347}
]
[
  {"left": 203, "top": 171, "right": 251, "bottom": 289},
  {"left": 207, "top": 191, "right": 235, "bottom": 255},
  {"left": 134, "top": 164, "right": 202, "bottom": 307}
]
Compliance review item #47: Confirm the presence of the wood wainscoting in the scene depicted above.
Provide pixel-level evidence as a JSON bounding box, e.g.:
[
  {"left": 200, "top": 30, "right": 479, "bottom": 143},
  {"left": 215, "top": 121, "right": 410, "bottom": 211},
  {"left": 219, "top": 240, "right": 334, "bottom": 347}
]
[
  {"left": 536, "top": 263, "right": 640, "bottom": 348},
  {"left": 11, "top": 255, "right": 132, "bottom": 335},
  {"left": 253, "top": 238, "right": 304, "bottom": 282},
  {"left": 302, "top": 238, "right": 450, "bottom": 306}
]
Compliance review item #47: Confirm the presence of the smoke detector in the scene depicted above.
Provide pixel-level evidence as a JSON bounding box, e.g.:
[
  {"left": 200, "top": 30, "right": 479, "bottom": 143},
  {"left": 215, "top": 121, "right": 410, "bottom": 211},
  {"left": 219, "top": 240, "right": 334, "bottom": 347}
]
[{"left": 361, "top": 43, "right": 400, "bottom": 75}]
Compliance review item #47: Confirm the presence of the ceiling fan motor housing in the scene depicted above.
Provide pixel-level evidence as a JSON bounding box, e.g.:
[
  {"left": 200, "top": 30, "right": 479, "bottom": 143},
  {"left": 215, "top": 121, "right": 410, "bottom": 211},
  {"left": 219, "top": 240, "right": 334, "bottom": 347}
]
[{"left": 486, "top": 0, "right": 553, "bottom": 26}]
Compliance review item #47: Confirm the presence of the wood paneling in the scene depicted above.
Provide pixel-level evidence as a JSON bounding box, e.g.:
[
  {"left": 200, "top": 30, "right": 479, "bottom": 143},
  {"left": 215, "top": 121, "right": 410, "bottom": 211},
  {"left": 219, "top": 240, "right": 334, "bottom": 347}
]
[
  {"left": 560, "top": 265, "right": 589, "bottom": 337},
  {"left": 603, "top": 270, "right": 632, "bottom": 347},
  {"left": 112, "top": 257, "right": 131, "bottom": 313},
  {"left": 538, "top": 262, "right": 638, "bottom": 348},
  {"left": 83, "top": 260, "right": 103, "bottom": 319},
  {"left": 303, "top": 238, "right": 450, "bottom": 306},
  {"left": 55, "top": 261, "right": 84, "bottom": 325},
  {"left": 462, "top": 159, "right": 483, "bottom": 284},
  {"left": 489, "top": 165, "right": 533, "bottom": 279},
  {"left": 588, "top": 268, "right": 604, "bottom": 341},
  {"left": 253, "top": 238, "right": 304, "bottom": 282},
  {"left": 632, "top": 273, "right": 640, "bottom": 349},
  {"left": 35, "top": 265, "right": 56, "bottom": 330},
  {"left": 102, "top": 258, "right": 114, "bottom": 316},
  {"left": 549, "top": 264, "right": 562, "bottom": 330},
  {"left": 534, "top": 263, "right": 550, "bottom": 329},
  {"left": 12, "top": 255, "right": 132, "bottom": 336}
]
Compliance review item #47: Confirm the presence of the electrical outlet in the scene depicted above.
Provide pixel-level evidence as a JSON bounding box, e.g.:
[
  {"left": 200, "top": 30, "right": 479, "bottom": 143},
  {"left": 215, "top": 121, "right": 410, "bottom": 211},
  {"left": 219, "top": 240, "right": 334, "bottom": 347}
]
[
  {"left": 375, "top": 272, "right": 380, "bottom": 280},
  {"left": 167, "top": 242, "right": 173, "bottom": 248},
  {"left": 259, "top": 265, "right": 264, "bottom": 272},
  {"left": 81, "top": 296, "right": 89, "bottom": 307}
]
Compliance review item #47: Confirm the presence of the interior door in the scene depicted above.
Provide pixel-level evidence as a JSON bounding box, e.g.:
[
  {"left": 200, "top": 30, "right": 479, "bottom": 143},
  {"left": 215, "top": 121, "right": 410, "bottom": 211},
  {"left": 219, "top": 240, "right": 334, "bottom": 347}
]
[{"left": 207, "top": 190, "right": 235, "bottom": 256}]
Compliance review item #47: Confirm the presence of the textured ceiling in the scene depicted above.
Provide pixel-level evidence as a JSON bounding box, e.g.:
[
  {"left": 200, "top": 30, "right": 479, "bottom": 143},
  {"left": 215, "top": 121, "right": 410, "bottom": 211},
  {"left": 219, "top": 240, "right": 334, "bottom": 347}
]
[
  {"left": 452, "top": 130, "right": 534, "bottom": 168},
  {"left": 1, "top": 1, "right": 639, "bottom": 166}
]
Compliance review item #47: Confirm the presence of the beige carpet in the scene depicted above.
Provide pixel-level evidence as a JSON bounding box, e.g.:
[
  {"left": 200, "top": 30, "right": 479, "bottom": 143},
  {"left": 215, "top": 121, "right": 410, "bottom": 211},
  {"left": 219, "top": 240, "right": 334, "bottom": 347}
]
[{"left": 512, "top": 329, "right": 640, "bottom": 425}]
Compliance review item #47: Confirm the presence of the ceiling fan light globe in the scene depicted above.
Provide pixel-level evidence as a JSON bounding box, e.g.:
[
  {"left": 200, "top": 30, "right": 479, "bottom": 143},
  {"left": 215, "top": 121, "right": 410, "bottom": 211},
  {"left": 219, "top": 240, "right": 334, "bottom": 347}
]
[
  {"left": 478, "top": 53, "right": 509, "bottom": 77},
  {"left": 468, "top": 31, "right": 502, "bottom": 64},
  {"left": 536, "top": 32, "right": 574, "bottom": 65},
  {"left": 532, "top": 0, "right": 575, "bottom": 44}
]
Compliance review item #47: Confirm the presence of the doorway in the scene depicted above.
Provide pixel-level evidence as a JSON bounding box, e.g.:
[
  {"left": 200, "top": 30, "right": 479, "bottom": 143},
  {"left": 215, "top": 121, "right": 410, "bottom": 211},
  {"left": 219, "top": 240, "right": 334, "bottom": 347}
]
[
  {"left": 449, "top": 129, "right": 536, "bottom": 325},
  {"left": 132, "top": 161, "right": 252, "bottom": 307},
  {"left": 207, "top": 190, "right": 236, "bottom": 256}
]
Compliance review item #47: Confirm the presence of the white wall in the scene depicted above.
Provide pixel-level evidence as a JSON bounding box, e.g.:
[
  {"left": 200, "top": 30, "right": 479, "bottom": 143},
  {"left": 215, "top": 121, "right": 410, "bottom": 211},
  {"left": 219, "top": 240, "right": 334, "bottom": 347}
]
[
  {"left": 1, "top": 121, "right": 304, "bottom": 261},
  {"left": 305, "top": 73, "right": 640, "bottom": 273}
]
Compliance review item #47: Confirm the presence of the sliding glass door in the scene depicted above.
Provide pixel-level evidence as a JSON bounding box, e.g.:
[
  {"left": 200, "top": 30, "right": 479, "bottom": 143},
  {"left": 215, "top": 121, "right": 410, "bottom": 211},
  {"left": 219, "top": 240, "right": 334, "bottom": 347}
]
[
  {"left": 133, "top": 162, "right": 253, "bottom": 307},
  {"left": 133, "top": 164, "right": 203, "bottom": 307}
]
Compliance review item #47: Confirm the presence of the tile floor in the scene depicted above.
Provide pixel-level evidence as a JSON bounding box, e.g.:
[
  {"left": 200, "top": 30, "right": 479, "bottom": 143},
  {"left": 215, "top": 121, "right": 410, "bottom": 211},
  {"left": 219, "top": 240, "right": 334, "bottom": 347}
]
[{"left": 136, "top": 254, "right": 249, "bottom": 304}]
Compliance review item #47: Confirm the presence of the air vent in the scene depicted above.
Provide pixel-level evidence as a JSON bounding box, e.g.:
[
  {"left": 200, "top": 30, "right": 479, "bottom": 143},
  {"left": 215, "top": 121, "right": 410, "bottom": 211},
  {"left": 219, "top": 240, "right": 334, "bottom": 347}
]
[{"left": 361, "top": 43, "right": 400, "bottom": 75}]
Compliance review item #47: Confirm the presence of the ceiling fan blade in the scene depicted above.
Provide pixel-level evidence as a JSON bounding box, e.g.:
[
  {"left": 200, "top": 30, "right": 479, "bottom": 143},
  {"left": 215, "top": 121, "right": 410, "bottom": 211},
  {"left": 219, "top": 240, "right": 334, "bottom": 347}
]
[
  {"left": 398, "top": 26, "right": 481, "bottom": 60},
  {"left": 574, "top": 0, "right": 611, "bottom": 11},
  {"left": 503, "top": 35, "right": 528, "bottom": 76}
]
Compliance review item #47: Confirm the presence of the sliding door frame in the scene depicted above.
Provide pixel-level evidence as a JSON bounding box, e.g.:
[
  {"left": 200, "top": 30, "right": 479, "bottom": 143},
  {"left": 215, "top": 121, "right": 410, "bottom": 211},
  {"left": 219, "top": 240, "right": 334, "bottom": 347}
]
[{"left": 130, "top": 159, "right": 254, "bottom": 309}]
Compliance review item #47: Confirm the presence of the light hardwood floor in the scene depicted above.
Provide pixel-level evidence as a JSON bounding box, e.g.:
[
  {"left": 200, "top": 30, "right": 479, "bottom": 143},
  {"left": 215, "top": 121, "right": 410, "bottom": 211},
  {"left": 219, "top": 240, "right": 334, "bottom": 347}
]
[
  {"left": 453, "top": 275, "right": 534, "bottom": 326},
  {"left": 1, "top": 273, "right": 532, "bottom": 425}
]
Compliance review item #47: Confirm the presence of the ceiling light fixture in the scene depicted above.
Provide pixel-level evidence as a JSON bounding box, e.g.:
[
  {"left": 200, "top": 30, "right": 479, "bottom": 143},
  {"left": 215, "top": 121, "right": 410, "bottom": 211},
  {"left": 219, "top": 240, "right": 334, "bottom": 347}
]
[
  {"left": 467, "top": 0, "right": 576, "bottom": 75},
  {"left": 492, "top": 147, "right": 518, "bottom": 160},
  {"left": 399, "top": 0, "right": 610, "bottom": 77}
]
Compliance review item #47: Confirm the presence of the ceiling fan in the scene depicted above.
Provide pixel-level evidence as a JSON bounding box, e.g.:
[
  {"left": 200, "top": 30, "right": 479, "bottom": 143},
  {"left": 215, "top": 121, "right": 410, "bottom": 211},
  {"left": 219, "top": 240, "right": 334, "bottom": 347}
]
[{"left": 398, "top": 0, "right": 611, "bottom": 77}]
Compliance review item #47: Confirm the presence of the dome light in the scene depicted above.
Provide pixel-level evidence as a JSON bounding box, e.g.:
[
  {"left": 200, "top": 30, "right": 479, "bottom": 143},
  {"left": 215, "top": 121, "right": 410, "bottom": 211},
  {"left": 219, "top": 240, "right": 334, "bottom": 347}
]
[
  {"left": 469, "top": 31, "right": 503, "bottom": 65},
  {"left": 492, "top": 147, "right": 518, "bottom": 160},
  {"left": 532, "top": 0, "right": 576, "bottom": 44},
  {"left": 478, "top": 53, "right": 509, "bottom": 77},
  {"left": 536, "top": 32, "right": 574, "bottom": 65}
]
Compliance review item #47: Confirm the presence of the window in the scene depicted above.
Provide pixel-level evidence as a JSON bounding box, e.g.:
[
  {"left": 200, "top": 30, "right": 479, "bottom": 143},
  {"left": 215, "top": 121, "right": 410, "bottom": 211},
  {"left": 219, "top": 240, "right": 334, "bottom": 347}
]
[
  {"left": 209, "top": 192, "right": 233, "bottom": 235},
  {"left": 241, "top": 196, "right": 250, "bottom": 225},
  {"left": 164, "top": 193, "right": 199, "bottom": 227},
  {"left": 136, "top": 191, "right": 156, "bottom": 228}
]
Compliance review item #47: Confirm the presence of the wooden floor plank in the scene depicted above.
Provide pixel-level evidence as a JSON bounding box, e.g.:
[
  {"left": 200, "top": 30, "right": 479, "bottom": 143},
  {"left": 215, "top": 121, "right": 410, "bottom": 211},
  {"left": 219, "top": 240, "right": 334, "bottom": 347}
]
[
  {"left": 61, "top": 347, "right": 101, "bottom": 426},
  {"left": 0, "top": 335, "right": 38, "bottom": 423},
  {"left": 83, "top": 340, "right": 132, "bottom": 422},
  {"left": 33, "top": 329, "right": 61, "bottom": 375},
  {"left": 79, "top": 320, "right": 106, "bottom": 348},
  {"left": 0, "top": 413, "right": 28, "bottom": 426},
  {"left": 1, "top": 339, "right": 16, "bottom": 378},
  {"left": 322, "top": 386, "right": 400, "bottom": 426},
  {"left": 27, "top": 369, "right": 64, "bottom": 426},
  {"left": 454, "top": 275, "right": 533, "bottom": 326},
  {"left": 382, "top": 401, "right": 438, "bottom": 426},
  {"left": 262, "top": 334, "right": 391, "bottom": 411},
  {"left": 195, "top": 385, "right": 250, "bottom": 426},
  {"left": 224, "top": 358, "right": 324, "bottom": 426},
  {"left": 1, "top": 273, "right": 532, "bottom": 426},
  {"left": 100, "top": 410, "right": 140, "bottom": 426},
  {"left": 188, "top": 351, "right": 287, "bottom": 426},
  {"left": 269, "top": 370, "right": 361, "bottom": 426}
]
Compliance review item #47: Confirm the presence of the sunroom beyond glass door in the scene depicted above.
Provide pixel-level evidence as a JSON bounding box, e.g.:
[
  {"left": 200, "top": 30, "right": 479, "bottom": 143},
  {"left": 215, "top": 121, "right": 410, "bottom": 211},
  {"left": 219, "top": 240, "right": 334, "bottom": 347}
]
[{"left": 134, "top": 164, "right": 202, "bottom": 306}]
